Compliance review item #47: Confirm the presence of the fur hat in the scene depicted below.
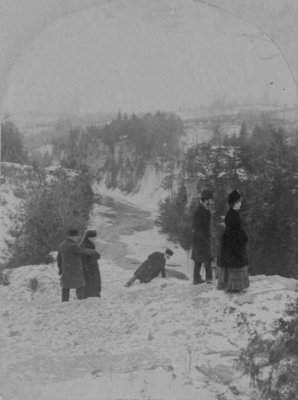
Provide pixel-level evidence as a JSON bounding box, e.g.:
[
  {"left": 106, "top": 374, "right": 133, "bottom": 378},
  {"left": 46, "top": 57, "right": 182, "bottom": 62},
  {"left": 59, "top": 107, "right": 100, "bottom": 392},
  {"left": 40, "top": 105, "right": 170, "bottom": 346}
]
[
  {"left": 228, "top": 190, "right": 241, "bottom": 205},
  {"left": 165, "top": 248, "right": 174, "bottom": 256},
  {"left": 200, "top": 189, "right": 214, "bottom": 201},
  {"left": 67, "top": 228, "right": 79, "bottom": 236}
]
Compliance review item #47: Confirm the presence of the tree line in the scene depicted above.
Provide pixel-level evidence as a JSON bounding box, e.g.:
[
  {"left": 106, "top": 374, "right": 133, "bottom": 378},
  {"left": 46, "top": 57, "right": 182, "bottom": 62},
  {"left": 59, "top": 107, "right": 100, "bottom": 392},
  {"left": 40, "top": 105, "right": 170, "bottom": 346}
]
[{"left": 50, "top": 111, "right": 185, "bottom": 169}]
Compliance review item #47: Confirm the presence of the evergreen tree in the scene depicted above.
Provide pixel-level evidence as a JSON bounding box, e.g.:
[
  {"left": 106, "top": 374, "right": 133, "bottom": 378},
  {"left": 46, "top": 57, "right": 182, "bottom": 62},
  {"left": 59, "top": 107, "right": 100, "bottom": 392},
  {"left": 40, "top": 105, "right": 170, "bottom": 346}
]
[
  {"left": 1, "top": 115, "right": 28, "bottom": 163},
  {"left": 239, "top": 120, "right": 248, "bottom": 142},
  {"left": 156, "top": 184, "right": 192, "bottom": 250}
]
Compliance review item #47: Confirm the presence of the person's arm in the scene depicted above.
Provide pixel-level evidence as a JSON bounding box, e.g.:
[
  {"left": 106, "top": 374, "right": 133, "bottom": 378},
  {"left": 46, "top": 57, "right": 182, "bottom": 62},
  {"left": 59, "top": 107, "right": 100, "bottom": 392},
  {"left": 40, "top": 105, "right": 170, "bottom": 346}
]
[
  {"left": 78, "top": 246, "right": 100, "bottom": 259},
  {"left": 57, "top": 251, "right": 62, "bottom": 275},
  {"left": 192, "top": 209, "right": 201, "bottom": 232},
  {"left": 160, "top": 264, "right": 166, "bottom": 278}
]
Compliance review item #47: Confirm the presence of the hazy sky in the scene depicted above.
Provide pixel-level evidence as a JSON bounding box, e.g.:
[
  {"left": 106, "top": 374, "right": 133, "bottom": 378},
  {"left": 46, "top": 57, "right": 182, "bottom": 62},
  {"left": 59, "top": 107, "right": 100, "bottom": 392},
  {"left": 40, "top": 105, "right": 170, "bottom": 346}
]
[{"left": 2, "top": 0, "right": 297, "bottom": 125}]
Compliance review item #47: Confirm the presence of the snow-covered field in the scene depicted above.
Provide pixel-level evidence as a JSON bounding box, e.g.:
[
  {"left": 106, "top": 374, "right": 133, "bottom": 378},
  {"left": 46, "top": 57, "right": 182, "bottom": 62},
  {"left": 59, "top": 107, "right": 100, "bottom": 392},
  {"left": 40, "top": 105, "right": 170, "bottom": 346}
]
[
  {"left": 1, "top": 169, "right": 298, "bottom": 400},
  {"left": 1, "top": 257, "right": 297, "bottom": 400}
]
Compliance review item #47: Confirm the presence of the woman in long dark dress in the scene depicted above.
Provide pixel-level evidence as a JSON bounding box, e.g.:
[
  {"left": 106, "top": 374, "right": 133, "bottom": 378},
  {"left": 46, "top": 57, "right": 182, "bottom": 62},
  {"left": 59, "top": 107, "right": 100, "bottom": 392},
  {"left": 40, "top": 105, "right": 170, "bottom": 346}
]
[
  {"left": 80, "top": 230, "right": 101, "bottom": 297},
  {"left": 217, "top": 190, "right": 250, "bottom": 292}
]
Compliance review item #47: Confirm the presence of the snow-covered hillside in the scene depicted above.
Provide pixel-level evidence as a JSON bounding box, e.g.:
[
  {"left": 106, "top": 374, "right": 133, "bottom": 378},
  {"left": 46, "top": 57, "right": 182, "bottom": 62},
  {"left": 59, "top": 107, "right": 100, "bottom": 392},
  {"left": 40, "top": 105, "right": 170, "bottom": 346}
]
[
  {"left": 1, "top": 165, "right": 298, "bottom": 400},
  {"left": 0, "top": 257, "right": 297, "bottom": 400}
]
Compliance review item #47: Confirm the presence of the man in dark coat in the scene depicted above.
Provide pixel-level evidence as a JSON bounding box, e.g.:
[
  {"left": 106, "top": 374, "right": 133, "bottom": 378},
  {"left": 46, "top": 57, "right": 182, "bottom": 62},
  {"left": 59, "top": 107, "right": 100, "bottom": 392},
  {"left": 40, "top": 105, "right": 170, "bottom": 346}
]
[
  {"left": 57, "top": 228, "right": 100, "bottom": 302},
  {"left": 191, "top": 189, "right": 214, "bottom": 284},
  {"left": 124, "top": 248, "right": 174, "bottom": 287},
  {"left": 80, "top": 230, "right": 101, "bottom": 298}
]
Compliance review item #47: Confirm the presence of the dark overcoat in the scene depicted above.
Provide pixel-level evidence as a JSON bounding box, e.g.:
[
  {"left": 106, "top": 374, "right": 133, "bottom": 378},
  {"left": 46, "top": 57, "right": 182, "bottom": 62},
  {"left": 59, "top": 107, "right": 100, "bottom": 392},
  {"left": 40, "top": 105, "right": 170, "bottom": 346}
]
[
  {"left": 80, "top": 238, "right": 101, "bottom": 297},
  {"left": 191, "top": 203, "right": 212, "bottom": 263},
  {"left": 218, "top": 208, "right": 248, "bottom": 269},
  {"left": 57, "top": 238, "right": 100, "bottom": 289},
  {"left": 134, "top": 252, "right": 166, "bottom": 283}
]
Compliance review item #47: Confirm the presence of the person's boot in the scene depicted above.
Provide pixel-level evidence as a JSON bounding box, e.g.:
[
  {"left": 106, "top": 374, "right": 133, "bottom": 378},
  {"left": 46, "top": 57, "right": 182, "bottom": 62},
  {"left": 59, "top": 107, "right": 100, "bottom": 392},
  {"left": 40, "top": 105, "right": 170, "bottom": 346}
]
[
  {"left": 125, "top": 276, "right": 137, "bottom": 288},
  {"left": 193, "top": 276, "right": 205, "bottom": 285}
]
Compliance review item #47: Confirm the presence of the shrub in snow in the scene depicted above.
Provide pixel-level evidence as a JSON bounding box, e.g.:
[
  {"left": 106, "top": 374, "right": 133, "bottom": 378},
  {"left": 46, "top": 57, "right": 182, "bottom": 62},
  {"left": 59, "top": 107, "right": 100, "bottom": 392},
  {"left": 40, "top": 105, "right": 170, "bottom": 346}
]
[
  {"left": 238, "top": 297, "right": 298, "bottom": 400},
  {"left": 6, "top": 165, "right": 94, "bottom": 268},
  {"left": 29, "top": 277, "right": 38, "bottom": 291},
  {"left": 0, "top": 271, "right": 10, "bottom": 286},
  {"left": 1, "top": 115, "right": 28, "bottom": 164}
]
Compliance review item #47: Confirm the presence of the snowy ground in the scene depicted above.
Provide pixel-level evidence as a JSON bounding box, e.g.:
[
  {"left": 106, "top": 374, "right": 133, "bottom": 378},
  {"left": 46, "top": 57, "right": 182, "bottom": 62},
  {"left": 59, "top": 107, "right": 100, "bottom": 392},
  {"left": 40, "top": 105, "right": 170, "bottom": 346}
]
[
  {"left": 0, "top": 259, "right": 297, "bottom": 400},
  {"left": 1, "top": 198, "right": 298, "bottom": 400},
  {"left": 1, "top": 176, "right": 298, "bottom": 400}
]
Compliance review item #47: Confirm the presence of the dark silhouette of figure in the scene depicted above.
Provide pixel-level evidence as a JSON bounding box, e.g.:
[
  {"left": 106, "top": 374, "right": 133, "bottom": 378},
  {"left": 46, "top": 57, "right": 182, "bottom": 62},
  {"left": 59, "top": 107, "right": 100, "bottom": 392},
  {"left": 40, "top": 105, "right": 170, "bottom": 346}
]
[
  {"left": 57, "top": 228, "right": 100, "bottom": 302},
  {"left": 217, "top": 190, "right": 250, "bottom": 292},
  {"left": 81, "top": 230, "right": 101, "bottom": 298},
  {"left": 125, "top": 249, "right": 174, "bottom": 287},
  {"left": 191, "top": 189, "right": 214, "bottom": 284}
]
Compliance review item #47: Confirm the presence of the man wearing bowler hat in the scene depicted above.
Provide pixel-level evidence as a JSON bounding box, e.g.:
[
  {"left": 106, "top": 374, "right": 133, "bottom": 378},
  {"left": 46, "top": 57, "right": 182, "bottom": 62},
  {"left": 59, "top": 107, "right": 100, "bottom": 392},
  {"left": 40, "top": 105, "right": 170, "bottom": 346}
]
[
  {"left": 191, "top": 189, "right": 214, "bottom": 284},
  {"left": 125, "top": 248, "right": 174, "bottom": 287}
]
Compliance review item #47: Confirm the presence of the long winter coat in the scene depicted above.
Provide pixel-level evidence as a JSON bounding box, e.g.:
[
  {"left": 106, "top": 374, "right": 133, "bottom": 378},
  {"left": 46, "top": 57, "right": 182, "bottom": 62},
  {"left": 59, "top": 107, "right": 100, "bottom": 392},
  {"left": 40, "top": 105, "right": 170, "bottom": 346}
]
[
  {"left": 80, "top": 238, "right": 101, "bottom": 297},
  {"left": 191, "top": 203, "right": 212, "bottom": 263},
  {"left": 57, "top": 238, "right": 100, "bottom": 289},
  {"left": 134, "top": 252, "right": 166, "bottom": 283},
  {"left": 218, "top": 208, "right": 248, "bottom": 269}
]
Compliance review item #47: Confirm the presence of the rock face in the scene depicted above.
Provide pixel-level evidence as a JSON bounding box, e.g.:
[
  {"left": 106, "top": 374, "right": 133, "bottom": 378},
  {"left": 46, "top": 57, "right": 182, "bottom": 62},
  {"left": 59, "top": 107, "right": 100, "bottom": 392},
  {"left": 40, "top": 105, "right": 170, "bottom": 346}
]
[{"left": 84, "top": 139, "right": 143, "bottom": 192}]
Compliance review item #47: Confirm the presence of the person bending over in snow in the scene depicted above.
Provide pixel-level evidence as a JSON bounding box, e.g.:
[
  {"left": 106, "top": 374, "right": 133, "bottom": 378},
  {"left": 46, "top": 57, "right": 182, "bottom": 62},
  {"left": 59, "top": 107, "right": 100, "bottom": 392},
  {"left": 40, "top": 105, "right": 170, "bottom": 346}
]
[{"left": 125, "top": 248, "right": 174, "bottom": 287}]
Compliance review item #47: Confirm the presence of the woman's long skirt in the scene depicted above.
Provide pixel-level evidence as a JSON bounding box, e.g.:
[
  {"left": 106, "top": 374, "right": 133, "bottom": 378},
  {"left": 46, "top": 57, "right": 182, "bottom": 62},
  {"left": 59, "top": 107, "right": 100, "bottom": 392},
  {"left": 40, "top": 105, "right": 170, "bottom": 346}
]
[{"left": 217, "top": 266, "right": 249, "bottom": 291}]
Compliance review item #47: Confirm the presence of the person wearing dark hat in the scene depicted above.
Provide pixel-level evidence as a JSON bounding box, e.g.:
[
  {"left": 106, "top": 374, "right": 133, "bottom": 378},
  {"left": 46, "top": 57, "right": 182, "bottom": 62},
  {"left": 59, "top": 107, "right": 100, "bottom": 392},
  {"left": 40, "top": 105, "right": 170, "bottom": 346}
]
[
  {"left": 191, "top": 189, "right": 214, "bottom": 284},
  {"left": 57, "top": 228, "right": 100, "bottom": 302},
  {"left": 124, "top": 248, "right": 174, "bottom": 287},
  {"left": 217, "top": 190, "right": 250, "bottom": 292},
  {"left": 80, "top": 230, "right": 101, "bottom": 298}
]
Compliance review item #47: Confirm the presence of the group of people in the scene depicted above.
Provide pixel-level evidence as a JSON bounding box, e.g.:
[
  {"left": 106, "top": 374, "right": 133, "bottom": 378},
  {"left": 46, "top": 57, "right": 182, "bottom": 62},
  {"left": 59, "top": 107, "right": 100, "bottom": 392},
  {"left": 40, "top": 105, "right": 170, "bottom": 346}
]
[
  {"left": 191, "top": 189, "right": 249, "bottom": 292},
  {"left": 57, "top": 188, "right": 249, "bottom": 302},
  {"left": 57, "top": 229, "right": 101, "bottom": 302}
]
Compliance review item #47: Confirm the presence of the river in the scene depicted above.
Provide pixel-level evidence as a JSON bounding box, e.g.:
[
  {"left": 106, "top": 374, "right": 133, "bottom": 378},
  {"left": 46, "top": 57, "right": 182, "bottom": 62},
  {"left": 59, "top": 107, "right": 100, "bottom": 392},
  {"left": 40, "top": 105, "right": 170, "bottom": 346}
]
[
  {"left": 93, "top": 195, "right": 155, "bottom": 269},
  {"left": 92, "top": 195, "right": 189, "bottom": 279}
]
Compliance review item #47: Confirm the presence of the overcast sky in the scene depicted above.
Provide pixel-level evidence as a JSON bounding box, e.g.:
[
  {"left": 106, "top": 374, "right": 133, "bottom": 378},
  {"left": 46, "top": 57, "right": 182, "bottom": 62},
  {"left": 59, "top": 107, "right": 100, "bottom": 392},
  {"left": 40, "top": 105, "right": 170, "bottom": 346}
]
[{"left": 2, "top": 0, "right": 296, "bottom": 125}]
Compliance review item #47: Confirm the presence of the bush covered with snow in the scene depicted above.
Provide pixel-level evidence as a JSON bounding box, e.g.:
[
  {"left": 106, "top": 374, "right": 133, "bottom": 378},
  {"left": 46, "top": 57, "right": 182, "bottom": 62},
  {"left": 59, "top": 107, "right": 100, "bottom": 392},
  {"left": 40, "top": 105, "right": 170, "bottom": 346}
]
[
  {"left": 5, "top": 165, "right": 94, "bottom": 268},
  {"left": 238, "top": 295, "right": 298, "bottom": 400}
]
